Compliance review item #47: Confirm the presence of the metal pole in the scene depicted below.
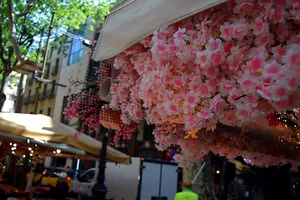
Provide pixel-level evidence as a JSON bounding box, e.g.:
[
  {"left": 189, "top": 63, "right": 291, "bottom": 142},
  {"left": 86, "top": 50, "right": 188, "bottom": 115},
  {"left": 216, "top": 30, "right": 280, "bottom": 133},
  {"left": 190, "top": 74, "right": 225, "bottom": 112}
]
[
  {"left": 192, "top": 162, "right": 206, "bottom": 185},
  {"left": 92, "top": 129, "right": 109, "bottom": 200},
  {"left": 33, "top": 13, "right": 55, "bottom": 114}
]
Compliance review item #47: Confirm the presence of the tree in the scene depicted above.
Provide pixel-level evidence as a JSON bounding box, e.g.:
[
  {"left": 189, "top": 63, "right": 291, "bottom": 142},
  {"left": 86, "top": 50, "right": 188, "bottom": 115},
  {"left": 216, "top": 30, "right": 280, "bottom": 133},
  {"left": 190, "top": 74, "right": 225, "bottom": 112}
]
[{"left": 0, "top": 0, "right": 114, "bottom": 108}]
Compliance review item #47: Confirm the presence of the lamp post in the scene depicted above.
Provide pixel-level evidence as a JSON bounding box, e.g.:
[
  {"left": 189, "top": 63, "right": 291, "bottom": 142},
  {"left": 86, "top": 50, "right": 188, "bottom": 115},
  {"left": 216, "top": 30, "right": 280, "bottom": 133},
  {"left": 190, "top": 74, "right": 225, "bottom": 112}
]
[{"left": 92, "top": 129, "right": 109, "bottom": 200}]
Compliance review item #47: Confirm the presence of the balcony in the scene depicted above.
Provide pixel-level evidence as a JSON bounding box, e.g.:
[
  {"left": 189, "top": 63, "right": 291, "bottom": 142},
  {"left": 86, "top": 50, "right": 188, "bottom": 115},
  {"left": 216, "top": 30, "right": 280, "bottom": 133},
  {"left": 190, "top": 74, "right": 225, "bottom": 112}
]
[{"left": 23, "top": 96, "right": 30, "bottom": 105}]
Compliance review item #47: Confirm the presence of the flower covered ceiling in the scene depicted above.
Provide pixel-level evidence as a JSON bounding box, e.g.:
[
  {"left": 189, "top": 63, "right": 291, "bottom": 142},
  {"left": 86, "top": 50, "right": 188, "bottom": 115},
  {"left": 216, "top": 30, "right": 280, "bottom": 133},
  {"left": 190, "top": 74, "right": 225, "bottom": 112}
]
[
  {"left": 106, "top": 0, "right": 300, "bottom": 169},
  {"left": 67, "top": 0, "right": 300, "bottom": 170}
]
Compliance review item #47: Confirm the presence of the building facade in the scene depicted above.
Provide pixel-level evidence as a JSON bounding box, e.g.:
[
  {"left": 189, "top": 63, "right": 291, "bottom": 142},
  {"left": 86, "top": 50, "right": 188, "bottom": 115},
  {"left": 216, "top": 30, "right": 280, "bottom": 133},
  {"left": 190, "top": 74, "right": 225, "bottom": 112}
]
[{"left": 21, "top": 45, "right": 63, "bottom": 116}]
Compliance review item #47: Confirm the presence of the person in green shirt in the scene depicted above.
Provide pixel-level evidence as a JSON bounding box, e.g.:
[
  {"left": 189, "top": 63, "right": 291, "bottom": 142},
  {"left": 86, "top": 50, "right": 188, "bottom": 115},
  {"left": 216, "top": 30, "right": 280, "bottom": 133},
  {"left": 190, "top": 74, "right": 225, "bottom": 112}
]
[{"left": 174, "top": 181, "right": 198, "bottom": 200}]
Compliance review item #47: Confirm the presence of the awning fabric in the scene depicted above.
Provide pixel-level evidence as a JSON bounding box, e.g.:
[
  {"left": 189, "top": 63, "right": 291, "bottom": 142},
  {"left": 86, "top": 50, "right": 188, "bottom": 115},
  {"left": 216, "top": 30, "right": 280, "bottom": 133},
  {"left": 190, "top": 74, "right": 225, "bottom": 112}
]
[
  {"left": 93, "top": 0, "right": 227, "bottom": 61},
  {"left": 0, "top": 113, "right": 131, "bottom": 164}
]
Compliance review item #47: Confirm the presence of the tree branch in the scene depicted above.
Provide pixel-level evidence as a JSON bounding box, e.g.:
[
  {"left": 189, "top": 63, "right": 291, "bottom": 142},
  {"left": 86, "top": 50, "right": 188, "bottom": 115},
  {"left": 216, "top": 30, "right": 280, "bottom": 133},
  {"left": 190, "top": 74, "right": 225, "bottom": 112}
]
[
  {"left": 7, "top": 0, "right": 25, "bottom": 63},
  {"left": 0, "top": 2, "right": 7, "bottom": 65}
]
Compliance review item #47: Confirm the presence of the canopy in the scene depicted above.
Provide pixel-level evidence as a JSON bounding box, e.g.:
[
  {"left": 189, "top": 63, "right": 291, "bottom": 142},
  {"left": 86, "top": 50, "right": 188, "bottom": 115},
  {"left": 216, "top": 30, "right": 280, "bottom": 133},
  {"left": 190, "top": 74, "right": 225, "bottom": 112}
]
[
  {"left": 0, "top": 113, "right": 131, "bottom": 164},
  {"left": 93, "top": 0, "right": 227, "bottom": 61}
]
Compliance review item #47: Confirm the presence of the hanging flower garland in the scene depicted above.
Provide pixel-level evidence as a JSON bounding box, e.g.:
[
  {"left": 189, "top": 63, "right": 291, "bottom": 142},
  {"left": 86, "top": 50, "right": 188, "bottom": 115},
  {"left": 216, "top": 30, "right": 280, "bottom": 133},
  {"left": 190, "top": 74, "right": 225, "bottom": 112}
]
[
  {"left": 109, "top": 0, "right": 300, "bottom": 168},
  {"left": 64, "top": 81, "right": 101, "bottom": 133},
  {"left": 153, "top": 126, "right": 300, "bottom": 171},
  {"left": 111, "top": 0, "right": 300, "bottom": 136}
]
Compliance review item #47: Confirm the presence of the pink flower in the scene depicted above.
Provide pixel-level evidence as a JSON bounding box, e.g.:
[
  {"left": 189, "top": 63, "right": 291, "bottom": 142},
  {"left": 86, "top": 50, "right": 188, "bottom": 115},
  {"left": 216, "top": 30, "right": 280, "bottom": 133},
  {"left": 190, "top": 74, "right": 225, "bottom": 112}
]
[
  {"left": 184, "top": 93, "right": 200, "bottom": 108},
  {"left": 254, "top": 33, "right": 274, "bottom": 47},
  {"left": 287, "top": 0, "right": 300, "bottom": 8},
  {"left": 270, "top": 81, "right": 290, "bottom": 101},
  {"left": 228, "top": 88, "right": 244, "bottom": 104},
  {"left": 251, "top": 17, "right": 268, "bottom": 35},
  {"left": 236, "top": 107, "right": 251, "bottom": 120},
  {"left": 205, "top": 38, "right": 223, "bottom": 53},
  {"left": 165, "top": 102, "right": 180, "bottom": 116},
  {"left": 210, "top": 94, "right": 224, "bottom": 114},
  {"left": 220, "top": 22, "right": 234, "bottom": 41},
  {"left": 196, "top": 109, "right": 214, "bottom": 120},
  {"left": 199, "top": 83, "right": 210, "bottom": 98},
  {"left": 172, "top": 75, "right": 187, "bottom": 89},
  {"left": 238, "top": 74, "right": 257, "bottom": 91},
  {"left": 257, "top": 86, "right": 272, "bottom": 101},
  {"left": 224, "top": 41, "right": 235, "bottom": 55},
  {"left": 271, "top": 45, "right": 286, "bottom": 59},
  {"left": 258, "top": 0, "right": 274, "bottom": 8},
  {"left": 173, "top": 28, "right": 186, "bottom": 40},
  {"left": 195, "top": 50, "right": 211, "bottom": 68},
  {"left": 228, "top": 52, "right": 243, "bottom": 71},
  {"left": 247, "top": 56, "right": 265, "bottom": 74},
  {"left": 282, "top": 44, "right": 300, "bottom": 67},
  {"left": 271, "top": 6, "right": 285, "bottom": 23},
  {"left": 262, "top": 60, "right": 283, "bottom": 78},
  {"left": 211, "top": 51, "right": 225, "bottom": 65},
  {"left": 156, "top": 43, "right": 167, "bottom": 53},
  {"left": 204, "top": 65, "right": 219, "bottom": 79},
  {"left": 232, "top": 23, "right": 249, "bottom": 40},
  {"left": 169, "top": 44, "right": 179, "bottom": 53}
]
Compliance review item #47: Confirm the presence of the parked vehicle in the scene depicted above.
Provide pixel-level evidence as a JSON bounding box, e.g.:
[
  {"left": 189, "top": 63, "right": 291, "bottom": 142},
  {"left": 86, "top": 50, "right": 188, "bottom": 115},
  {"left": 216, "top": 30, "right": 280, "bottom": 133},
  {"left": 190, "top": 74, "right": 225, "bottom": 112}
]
[
  {"left": 37, "top": 167, "right": 78, "bottom": 199},
  {"left": 69, "top": 157, "right": 179, "bottom": 200}
]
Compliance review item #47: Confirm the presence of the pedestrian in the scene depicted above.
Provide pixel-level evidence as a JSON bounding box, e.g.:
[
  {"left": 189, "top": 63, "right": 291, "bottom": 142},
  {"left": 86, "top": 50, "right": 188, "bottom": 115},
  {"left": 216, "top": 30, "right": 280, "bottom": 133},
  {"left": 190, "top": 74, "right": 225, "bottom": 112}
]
[{"left": 174, "top": 181, "right": 198, "bottom": 200}]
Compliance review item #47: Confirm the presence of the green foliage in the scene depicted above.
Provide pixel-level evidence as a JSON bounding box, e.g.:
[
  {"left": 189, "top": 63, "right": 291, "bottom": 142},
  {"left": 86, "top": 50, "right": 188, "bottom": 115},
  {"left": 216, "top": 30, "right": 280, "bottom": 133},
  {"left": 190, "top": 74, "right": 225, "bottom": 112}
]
[
  {"left": 6, "top": 73, "right": 19, "bottom": 89},
  {"left": 0, "top": 0, "right": 113, "bottom": 88}
]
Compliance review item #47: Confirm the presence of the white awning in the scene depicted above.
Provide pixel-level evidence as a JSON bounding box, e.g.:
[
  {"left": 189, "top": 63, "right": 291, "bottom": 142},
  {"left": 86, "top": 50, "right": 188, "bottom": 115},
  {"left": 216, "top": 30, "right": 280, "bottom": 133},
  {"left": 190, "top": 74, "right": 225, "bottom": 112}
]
[{"left": 93, "top": 0, "right": 227, "bottom": 61}]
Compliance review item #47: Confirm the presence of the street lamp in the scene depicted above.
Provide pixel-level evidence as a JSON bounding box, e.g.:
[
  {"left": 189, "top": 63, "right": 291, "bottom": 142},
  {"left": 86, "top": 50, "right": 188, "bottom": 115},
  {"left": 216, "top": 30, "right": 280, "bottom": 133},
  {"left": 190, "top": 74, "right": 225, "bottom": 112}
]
[{"left": 92, "top": 129, "right": 109, "bottom": 200}]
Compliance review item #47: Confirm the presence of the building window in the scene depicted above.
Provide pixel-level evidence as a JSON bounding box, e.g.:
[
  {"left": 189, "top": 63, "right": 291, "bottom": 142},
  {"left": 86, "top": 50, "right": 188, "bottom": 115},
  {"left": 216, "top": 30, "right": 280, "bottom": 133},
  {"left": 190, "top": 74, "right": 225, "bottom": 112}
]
[
  {"left": 51, "top": 80, "right": 56, "bottom": 96},
  {"left": 94, "top": 32, "right": 100, "bottom": 40},
  {"left": 52, "top": 58, "right": 59, "bottom": 75},
  {"left": 43, "top": 83, "right": 47, "bottom": 97},
  {"left": 61, "top": 96, "right": 69, "bottom": 125},
  {"left": 58, "top": 45, "right": 62, "bottom": 55},
  {"left": 28, "top": 89, "right": 31, "bottom": 99},
  {"left": 39, "top": 109, "right": 43, "bottom": 114},
  {"left": 45, "top": 62, "right": 50, "bottom": 78},
  {"left": 68, "top": 38, "right": 83, "bottom": 65},
  {"left": 47, "top": 107, "right": 51, "bottom": 116},
  {"left": 48, "top": 47, "right": 53, "bottom": 59},
  {"left": 28, "top": 72, "right": 34, "bottom": 85}
]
